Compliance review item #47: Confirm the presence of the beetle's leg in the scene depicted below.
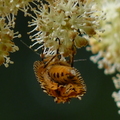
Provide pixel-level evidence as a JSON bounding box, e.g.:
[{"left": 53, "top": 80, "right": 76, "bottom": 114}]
[
  {"left": 44, "top": 38, "right": 62, "bottom": 67},
  {"left": 44, "top": 55, "right": 57, "bottom": 68},
  {"left": 40, "top": 46, "right": 44, "bottom": 61}
]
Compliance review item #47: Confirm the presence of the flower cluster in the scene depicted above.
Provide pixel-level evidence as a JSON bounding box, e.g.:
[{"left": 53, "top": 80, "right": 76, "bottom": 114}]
[
  {"left": 0, "top": 0, "right": 104, "bottom": 66},
  {"left": 28, "top": 0, "right": 104, "bottom": 57},
  {"left": 0, "top": 0, "right": 33, "bottom": 67},
  {"left": 87, "top": 0, "right": 120, "bottom": 75},
  {"left": 0, "top": 17, "right": 21, "bottom": 67},
  {"left": 86, "top": 0, "right": 120, "bottom": 114}
]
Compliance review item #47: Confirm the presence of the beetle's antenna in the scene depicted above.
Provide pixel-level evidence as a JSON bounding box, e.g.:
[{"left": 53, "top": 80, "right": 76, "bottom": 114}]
[
  {"left": 74, "top": 59, "right": 86, "bottom": 62},
  {"left": 20, "top": 40, "right": 40, "bottom": 56}
]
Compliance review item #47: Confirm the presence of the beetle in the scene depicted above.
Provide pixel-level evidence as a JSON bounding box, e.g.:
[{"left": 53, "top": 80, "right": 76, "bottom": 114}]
[{"left": 33, "top": 49, "right": 86, "bottom": 103}]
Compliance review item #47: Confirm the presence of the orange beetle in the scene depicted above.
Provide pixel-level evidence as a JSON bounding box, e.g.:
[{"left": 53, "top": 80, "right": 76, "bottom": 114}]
[{"left": 33, "top": 51, "right": 86, "bottom": 103}]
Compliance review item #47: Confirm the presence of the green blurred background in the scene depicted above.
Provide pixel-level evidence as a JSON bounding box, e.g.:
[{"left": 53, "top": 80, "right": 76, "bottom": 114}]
[{"left": 0, "top": 11, "right": 120, "bottom": 120}]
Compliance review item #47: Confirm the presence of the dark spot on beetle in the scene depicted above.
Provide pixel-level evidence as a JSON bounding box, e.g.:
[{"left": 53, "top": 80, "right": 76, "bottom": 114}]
[
  {"left": 57, "top": 73, "right": 59, "bottom": 78},
  {"left": 61, "top": 72, "right": 64, "bottom": 76},
  {"left": 53, "top": 73, "right": 56, "bottom": 78}
]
